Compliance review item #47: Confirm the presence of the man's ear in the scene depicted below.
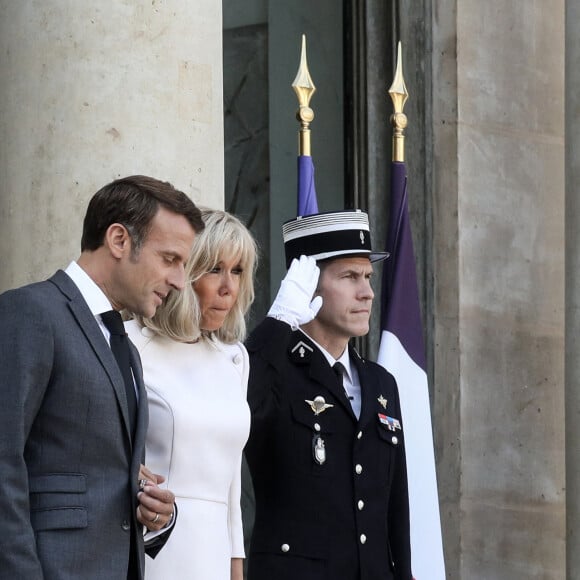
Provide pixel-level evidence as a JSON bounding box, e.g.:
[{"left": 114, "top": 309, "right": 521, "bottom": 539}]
[{"left": 105, "top": 223, "right": 131, "bottom": 259}]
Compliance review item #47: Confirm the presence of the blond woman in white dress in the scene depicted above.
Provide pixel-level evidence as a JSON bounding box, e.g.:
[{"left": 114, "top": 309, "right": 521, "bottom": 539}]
[{"left": 126, "top": 209, "right": 257, "bottom": 580}]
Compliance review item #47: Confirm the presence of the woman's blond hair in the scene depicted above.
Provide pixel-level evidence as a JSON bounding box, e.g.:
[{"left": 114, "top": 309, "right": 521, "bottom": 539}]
[{"left": 134, "top": 208, "right": 257, "bottom": 344}]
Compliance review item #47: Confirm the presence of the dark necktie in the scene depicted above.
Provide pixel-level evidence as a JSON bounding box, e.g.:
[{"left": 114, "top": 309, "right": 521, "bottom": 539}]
[
  {"left": 101, "top": 310, "right": 137, "bottom": 437},
  {"left": 333, "top": 362, "right": 354, "bottom": 401}
]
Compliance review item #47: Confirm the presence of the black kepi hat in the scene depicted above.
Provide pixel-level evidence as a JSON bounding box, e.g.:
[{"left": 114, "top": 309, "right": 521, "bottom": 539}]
[{"left": 282, "top": 210, "right": 389, "bottom": 268}]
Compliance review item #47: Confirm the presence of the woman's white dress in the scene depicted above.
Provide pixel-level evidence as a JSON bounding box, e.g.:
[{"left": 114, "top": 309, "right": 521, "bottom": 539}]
[{"left": 126, "top": 320, "right": 250, "bottom": 580}]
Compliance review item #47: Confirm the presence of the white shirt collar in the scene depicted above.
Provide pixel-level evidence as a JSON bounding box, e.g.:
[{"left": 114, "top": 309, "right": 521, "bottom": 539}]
[
  {"left": 64, "top": 261, "right": 114, "bottom": 316},
  {"left": 299, "top": 329, "right": 353, "bottom": 382}
]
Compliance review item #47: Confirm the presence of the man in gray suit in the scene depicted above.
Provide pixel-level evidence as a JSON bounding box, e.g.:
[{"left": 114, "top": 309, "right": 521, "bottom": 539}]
[{"left": 0, "top": 175, "right": 204, "bottom": 579}]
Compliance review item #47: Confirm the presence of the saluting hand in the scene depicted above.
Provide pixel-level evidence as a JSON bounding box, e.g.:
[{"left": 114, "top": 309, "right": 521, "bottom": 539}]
[{"left": 267, "top": 255, "right": 323, "bottom": 328}]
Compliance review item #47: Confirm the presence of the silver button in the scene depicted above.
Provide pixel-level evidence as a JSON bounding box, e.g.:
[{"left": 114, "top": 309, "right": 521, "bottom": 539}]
[
  {"left": 357, "top": 431, "right": 363, "bottom": 439},
  {"left": 121, "top": 520, "right": 130, "bottom": 531},
  {"left": 358, "top": 500, "right": 364, "bottom": 510},
  {"left": 360, "top": 534, "right": 367, "bottom": 544},
  {"left": 233, "top": 354, "right": 242, "bottom": 364},
  {"left": 281, "top": 544, "right": 290, "bottom": 553},
  {"left": 355, "top": 464, "right": 363, "bottom": 475},
  {"left": 314, "top": 423, "right": 321, "bottom": 432},
  {"left": 392, "top": 436, "right": 399, "bottom": 445}
]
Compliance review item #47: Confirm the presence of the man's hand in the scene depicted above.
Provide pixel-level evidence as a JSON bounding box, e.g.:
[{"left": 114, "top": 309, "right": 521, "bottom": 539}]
[
  {"left": 137, "top": 465, "right": 175, "bottom": 532},
  {"left": 267, "top": 255, "right": 323, "bottom": 329}
]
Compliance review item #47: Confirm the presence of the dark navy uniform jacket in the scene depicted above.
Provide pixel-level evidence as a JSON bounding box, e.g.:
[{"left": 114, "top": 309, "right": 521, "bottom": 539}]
[{"left": 245, "top": 317, "right": 412, "bottom": 580}]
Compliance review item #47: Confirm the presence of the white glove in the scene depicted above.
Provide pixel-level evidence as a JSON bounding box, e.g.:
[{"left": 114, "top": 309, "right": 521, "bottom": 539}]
[{"left": 268, "top": 255, "right": 323, "bottom": 329}]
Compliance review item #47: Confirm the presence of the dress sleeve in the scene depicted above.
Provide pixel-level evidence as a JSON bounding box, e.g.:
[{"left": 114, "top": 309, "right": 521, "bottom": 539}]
[
  {"left": 239, "top": 342, "right": 250, "bottom": 397},
  {"left": 228, "top": 342, "right": 249, "bottom": 558},
  {"left": 228, "top": 451, "right": 246, "bottom": 558},
  {"left": 144, "top": 384, "right": 174, "bottom": 487}
]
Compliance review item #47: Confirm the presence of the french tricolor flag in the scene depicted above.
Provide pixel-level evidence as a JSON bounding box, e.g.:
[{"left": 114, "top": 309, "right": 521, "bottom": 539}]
[{"left": 378, "top": 161, "right": 446, "bottom": 579}]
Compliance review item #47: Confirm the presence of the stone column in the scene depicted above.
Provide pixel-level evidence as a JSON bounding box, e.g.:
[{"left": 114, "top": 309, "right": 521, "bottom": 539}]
[
  {"left": 433, "top": 1, "right": 566, "bottom": 578},
  {"left": 432, "top": 0, "right": 461, "bottom": 575},
  {"left": 566, "top": 0, "right": 580, "bottom": 576},
  {"left": 0, "top": 0, "right": 224, "bottom": 291}
]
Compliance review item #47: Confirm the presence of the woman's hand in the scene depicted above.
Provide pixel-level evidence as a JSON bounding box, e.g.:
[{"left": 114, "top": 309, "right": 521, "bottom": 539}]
[{"left": 231, "top": 558, "right": 244, "bottom": 580}]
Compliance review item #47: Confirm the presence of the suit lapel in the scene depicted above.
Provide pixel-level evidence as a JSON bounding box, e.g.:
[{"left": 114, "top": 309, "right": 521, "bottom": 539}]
[{"left": 50, "top": 270, "right": 135, "bottom": 445}]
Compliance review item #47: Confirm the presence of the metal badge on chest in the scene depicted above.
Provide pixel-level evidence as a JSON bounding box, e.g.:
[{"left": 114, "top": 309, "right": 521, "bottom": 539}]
[{"left": 288, "top": 336, "right": 335, "bottom": 466}]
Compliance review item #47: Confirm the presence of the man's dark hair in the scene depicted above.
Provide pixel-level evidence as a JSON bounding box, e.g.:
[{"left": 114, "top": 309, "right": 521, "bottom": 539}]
[{"left": 81, "top": 175, "right": 204, "bottom": 253}]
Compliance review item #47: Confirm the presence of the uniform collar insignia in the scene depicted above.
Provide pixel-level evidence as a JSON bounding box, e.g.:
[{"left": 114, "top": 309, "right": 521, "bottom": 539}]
[
  {"left": 292, "top": 340, "right": 314, "bottom": 356},
  {"left": 289, "top": 339, "right": 314, "bottom": 363},
  {"left": 378, "top": 395, "right": 388, "bottom": 409}
]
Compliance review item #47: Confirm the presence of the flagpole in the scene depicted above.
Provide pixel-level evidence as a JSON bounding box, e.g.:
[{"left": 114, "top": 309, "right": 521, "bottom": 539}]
[
  {"left": 292, "top": 34, "right": 316, "bottom": 157},
  {"left": 293, "top": 35, "right": 319, "bottom": 216},
  {"left": 388, "top": 42, "right": 408, "bottom": 163}
]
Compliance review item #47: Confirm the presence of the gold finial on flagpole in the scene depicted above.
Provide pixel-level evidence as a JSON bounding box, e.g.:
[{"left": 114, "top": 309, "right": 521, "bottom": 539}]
[
  {"left": 388, "top": 42, "right": 409, "bottom": 162},
  {"left": 292, "top": 34, "right": 316, "bottom": 156}
]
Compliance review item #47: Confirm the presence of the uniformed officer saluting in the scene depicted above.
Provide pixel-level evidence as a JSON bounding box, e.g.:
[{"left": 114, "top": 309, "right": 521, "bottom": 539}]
[{"left": 245, "top": 210, "right": 413, "bottom": 580}]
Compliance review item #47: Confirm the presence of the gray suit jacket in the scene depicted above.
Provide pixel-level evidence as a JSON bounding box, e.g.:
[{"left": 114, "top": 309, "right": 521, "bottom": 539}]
[{"left": 0, "top": 270, "right": 153, "bottom": 579}]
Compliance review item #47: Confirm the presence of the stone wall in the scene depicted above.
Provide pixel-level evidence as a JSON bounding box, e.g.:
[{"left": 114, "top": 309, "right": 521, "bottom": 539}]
[
  {"left": 566, "top": 0, "right": 580, "bottom": 577},
  {"left": 433, "top": 1, "right": 566, "bottom": 577},
  {"left": 0, "top": 0, "right": 224, "bottom": 291}
]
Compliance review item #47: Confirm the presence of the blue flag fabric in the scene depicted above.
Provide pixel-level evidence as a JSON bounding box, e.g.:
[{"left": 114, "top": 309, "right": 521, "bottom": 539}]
[
  {"left": 297, "top": 155, "right": 319, "bottom": 216},
  {"left": 377, "top": 161, "right": 445, "bottom": 580}
]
